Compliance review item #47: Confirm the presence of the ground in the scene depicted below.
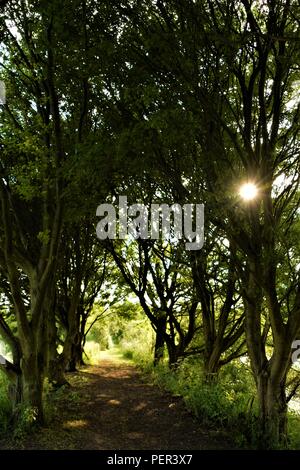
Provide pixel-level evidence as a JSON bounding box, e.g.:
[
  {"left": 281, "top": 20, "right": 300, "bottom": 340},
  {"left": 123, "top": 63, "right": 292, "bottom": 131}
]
[{"left": 0, "top": 352, "right": 234, "bottom": 450}]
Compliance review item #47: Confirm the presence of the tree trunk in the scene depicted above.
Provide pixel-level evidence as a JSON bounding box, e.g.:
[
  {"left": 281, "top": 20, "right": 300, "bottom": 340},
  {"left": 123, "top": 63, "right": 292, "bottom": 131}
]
[
  {"left": 166, "top": 342, "right": 180, "bottom": 369},
  {"left": 61, "top": 283, "right": 83, "bottom": 372},
  {"left": 203, "top": 347, "right": 221, "bottom": 383},
  {"left": 66, "top": 341, "right": 79, "bottom": 372},
  {"left": 65, "top": 332, "right": 85, "bottom": 371},
  {"left": 67, "top": 328, "right": 87, "bottom": 370},
  {"left": 73, "top": 338, "right": 85, "bottom": 367},
  {"left": 244, "top": 261, "right": 289, "bottom": 448},
  {"left": 256, "top": 372, "right": 287, "bottom": 448},
  {"left": 46, "top": 280, "right": 69, "bottom": 387},
  {"left": 48, "top": 355, "right": 69, "bottom": 388},
  {"left": 48, "top": 347, "right": 69, "bottom": 388},
  {"left": 20, "top": 352, "right": 44, "bottom": 424},
  {"left": 58, "top": 326, "right": 80, "bottom": 374},
  {"left": 47, "top": 314, "right": 69, "bottom": 387},
  {"left": 153, "top": 327, "right": 165, "bottom": 366}
]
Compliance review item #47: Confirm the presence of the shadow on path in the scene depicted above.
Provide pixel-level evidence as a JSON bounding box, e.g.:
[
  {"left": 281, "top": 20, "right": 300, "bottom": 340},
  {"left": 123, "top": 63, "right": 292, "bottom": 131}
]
[{"left": 0, "top": 355, "right": 235, "bottom": 450}]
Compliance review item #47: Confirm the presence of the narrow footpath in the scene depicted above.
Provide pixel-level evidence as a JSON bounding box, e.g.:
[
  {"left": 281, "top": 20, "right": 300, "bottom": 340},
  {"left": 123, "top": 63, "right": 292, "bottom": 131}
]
[{"left": 0, "top": 354, "right": 234, "bottom": 450}]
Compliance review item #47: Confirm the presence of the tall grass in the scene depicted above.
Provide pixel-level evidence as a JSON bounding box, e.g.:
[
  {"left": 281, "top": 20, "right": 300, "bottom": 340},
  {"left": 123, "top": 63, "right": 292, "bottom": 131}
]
[
  {"left": 117, "top": 325, "right": 300, "bottom": 448},
  {"left": 150, "top": 359, "right": 260, "bottom": 446},
  {"left": 85, "top": 308, "right": 300, "bottom": 449},
  {"left": 288, "top": 412, "right": 300, "bottom": 449},
  {"left": 119, "top": 318, "right": 154, "bottom": 368}
]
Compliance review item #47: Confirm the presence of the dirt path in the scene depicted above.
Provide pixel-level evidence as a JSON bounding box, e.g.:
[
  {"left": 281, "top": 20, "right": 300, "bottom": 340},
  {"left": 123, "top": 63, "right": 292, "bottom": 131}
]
[{"left": 0, "top": 355, "right": 234, "bottom": 450}]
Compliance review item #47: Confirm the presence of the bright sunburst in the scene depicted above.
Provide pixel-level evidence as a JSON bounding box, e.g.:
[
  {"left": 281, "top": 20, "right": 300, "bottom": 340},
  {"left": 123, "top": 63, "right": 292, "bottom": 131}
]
[{"left": 239, "top": 182, "right": 258, "bottom": 201}]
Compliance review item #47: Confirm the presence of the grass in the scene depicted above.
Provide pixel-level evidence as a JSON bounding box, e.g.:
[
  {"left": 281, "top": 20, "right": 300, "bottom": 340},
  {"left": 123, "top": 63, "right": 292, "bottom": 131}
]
[
  {"left": 84, "top": 343, "right": 127, "bottom": 365},
  {"left": 149, "top": 360, "right": 258, "bottom": 446},
  {"left": 1, "top": 334, "right": 300, "bottom": 449},
  {"left": 288, "top": 412, "right": 300, "bottom": 449},
  {"left": 118, "top": 338, "right": 300, "bottom": 449}
]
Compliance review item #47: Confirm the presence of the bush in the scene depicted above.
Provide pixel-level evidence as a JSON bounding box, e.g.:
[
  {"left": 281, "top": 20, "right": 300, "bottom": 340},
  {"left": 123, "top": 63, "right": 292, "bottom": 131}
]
[
  {"left": 118, "top": 318, "right": 154, "bottom": 368},
  {"left": 288, "top": 412, "right": 300, "bottom": 450},
  {"left": 12, "top": 405, "right": 39, "bottom": 441},
  {"left": 131, "top": 355, "right": 263, "bottom": 447},
  {"left": 84, "top": 341, "right": 103, "bottom": 364}
]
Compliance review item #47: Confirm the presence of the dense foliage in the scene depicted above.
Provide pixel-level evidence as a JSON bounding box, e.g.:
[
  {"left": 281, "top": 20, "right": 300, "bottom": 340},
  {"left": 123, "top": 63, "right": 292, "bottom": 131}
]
[{"left": 0, "top": 0, "right": 299, "bottom": 449}]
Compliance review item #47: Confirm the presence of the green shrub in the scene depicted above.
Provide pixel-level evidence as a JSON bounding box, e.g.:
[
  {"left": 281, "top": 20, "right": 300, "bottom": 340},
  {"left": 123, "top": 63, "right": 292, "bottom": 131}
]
[
  {"left": 138, "top": 356, "right": 263, "bottom": 447},
  {"left": 12, "top": 405, "right": 39, "bottom": 441},
  {"left": 123, "top": 350, "right": 133, "bottom": 360},
  {"left": 118, "top": 318, "right": 154, "bottom": 368},
  {"left": 288, "top": 412, "right": 300, "bottom": 449}
]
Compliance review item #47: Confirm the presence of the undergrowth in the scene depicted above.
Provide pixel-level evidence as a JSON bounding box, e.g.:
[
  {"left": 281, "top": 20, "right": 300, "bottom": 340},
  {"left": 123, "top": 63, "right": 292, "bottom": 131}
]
[{"left": 119, "top": 336, "right": 300, "bottom": 449}]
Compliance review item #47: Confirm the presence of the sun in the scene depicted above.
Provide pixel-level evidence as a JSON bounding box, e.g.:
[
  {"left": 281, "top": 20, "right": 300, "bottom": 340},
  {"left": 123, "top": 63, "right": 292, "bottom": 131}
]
[{"left": 239, "top": 182, "right": 258, "bottom": 201}]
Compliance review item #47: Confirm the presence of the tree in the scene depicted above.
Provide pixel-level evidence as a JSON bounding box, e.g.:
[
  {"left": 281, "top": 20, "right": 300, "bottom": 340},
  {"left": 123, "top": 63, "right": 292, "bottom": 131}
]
[
  {"left": 0, "top": 2, "right": 64, "bottom": 420},
  {"left": 106, "top": 235, "right": 199, "bottom": 367},
  {"left": 200, "top": 0, "right": 300, "bottom": 447},
  {"left": 191, "top": 234, "right": 245, "bottom": 379},
  {"left": 110, "top": 0, "right": 300, "bottom": 445},
  {"left": 50, "top": 222, "right": 107, "bottom": 386},
  {"left": 0, "top": 0, "right": 115, "bottom": 420}
]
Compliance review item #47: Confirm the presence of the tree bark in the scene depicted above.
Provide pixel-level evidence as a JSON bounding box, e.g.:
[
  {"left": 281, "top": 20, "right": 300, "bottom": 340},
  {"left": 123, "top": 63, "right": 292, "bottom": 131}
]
[
  {"left": 256, "top": 372, "right": 288, "bottom": 448},
  {"left": 66, "top": 335, "right": 81, "bottom": 372},
  {"left": 153, "top": 317, "right": 166, "bottom": 366},
  {"left": 20, "top": 350, "right": 44, "bottom": 424},
  {"left": 244, "top": 260, "right": 290, "bottom": 448},
  {"left": 71, "top": 336, "right": 85, "bottom": 367},
  {"left": 47, "top": 299, "right": 69, "bottom": 387},
  {"left": 166, "top": 341, "right": 180, "bottom": 369},
  {"left": 203, "top": 343, "right": 222, "bottom": 382}
]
